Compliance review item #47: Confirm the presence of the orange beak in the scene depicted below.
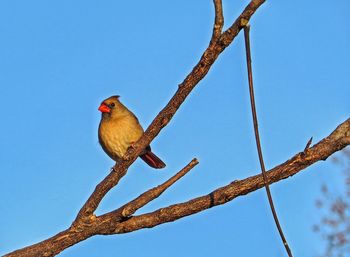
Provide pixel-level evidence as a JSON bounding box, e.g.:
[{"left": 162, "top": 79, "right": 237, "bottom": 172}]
[{"left": 98, "top": 103, "right": 110, "bottom": 113}]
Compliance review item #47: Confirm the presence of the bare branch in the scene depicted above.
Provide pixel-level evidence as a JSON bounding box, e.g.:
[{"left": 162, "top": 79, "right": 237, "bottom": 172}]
[
  {"left": 219, "top": 0, "right": 265, "bottom": 46},
  {"left": 102, "top": 118, "right": 350, "bottom": 234},
  {"left": 304, "top": 137, "right": 313, "bottom": 151},
  {"left": 212, "top": 0, "right": 224, "bottom": 40},
  {"left": 99, "top": 158, "right": 199, "bottom": 221},
  {"left": 74, "top": 164, "right": 128, "bottom": 223},
  {"left": 243, "top": 25, "right": 293, "bottom": 257}
]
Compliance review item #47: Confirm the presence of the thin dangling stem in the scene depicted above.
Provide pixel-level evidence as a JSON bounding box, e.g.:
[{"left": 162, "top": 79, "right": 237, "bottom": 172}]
[{"left": 243, "top": 25, "right": 293, "bottom": 257}]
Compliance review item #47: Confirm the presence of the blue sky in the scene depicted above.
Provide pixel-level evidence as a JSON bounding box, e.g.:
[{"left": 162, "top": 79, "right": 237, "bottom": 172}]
[{"left": 0, "top": 1, "right": 349, "bottom": 256}]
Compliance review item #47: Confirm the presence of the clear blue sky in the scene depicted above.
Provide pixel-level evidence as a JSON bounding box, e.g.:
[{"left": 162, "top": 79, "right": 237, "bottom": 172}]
[{"left": 1, "top": 1, "right": 349, "bottom": 256}]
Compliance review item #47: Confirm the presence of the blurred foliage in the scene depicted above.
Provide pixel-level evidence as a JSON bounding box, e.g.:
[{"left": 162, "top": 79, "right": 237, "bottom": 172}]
[{"left": 313, "top": 148, "right": 350, "bottom": 257}]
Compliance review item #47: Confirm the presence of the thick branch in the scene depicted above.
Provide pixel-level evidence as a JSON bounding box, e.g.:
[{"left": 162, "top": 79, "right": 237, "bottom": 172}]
[{"left": 99, "top": 118, "right": 350, "bottom": 234}]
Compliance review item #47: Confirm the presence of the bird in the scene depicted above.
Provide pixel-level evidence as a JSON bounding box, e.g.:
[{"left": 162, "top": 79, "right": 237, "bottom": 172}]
[{"left": 98, "top": 95, "right": 166, "bottom": 169}]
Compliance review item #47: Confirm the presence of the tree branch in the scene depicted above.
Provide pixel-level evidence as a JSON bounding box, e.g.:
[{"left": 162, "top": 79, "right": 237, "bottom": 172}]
[
  {"left": 100, "top": 118, "right": 350, "bottom": 234},
  {"left": 99, "top": 158, "right": 199, "bottom": 222},
  {"left": 244, "top": 25, "right": 292, "bottom": 256},
  {"left": 212, "top": 0, "right": 224, "bottom": 40}
]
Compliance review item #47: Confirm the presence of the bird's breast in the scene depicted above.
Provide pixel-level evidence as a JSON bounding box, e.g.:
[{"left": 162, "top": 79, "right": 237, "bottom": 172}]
[{"left": 98, "top": 116, "right": 143, "bottom": 161}]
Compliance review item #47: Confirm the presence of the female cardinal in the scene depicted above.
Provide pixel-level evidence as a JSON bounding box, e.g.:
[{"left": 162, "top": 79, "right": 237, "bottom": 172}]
[{"left": 98, "top": 95, "right": 166, "bottom": 169}]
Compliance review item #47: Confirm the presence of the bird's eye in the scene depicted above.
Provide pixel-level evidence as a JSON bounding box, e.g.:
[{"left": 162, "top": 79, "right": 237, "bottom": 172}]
[{"left": 110, "top": 103, "right": 115, "bottom": 107}]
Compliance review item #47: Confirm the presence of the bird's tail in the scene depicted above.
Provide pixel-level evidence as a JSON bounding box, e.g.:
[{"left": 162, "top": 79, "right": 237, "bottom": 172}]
[{"left": 139, "top": 151, "right": 166, "bottom": 169}]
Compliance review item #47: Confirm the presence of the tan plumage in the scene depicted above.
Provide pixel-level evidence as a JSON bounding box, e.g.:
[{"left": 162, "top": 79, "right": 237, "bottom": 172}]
[{"left": 98, "top": 95, "right": 165, "bottom": 169}]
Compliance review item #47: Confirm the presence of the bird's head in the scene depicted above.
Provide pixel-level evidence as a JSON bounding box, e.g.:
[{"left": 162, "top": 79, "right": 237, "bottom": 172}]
[{"left": 98, "top": 95, "right": 128, "bottom": 119}]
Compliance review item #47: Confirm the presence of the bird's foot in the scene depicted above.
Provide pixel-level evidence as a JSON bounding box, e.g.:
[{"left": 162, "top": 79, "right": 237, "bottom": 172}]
[
  {"left": 123, "top": 143, "right": 136, "bottom": 161},
  {"left": 128, "top": 142, "right": 136, "bottom": 151}
]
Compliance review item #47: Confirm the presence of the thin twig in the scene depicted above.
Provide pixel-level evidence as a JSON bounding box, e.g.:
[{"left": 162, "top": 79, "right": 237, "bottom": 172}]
[
  {"left": 212, "top": 0, "right": 224, "bottom": 40},
  {"left": 304, "top": 137, "right": 313, "bottom": 151},
  {"left": 243, "top": 25, "right": 293, "bottom": 257},
  {"left": 219, "top": 0, "right": 265, "bottom": 45},
  {"left": 99, "top": 158, "right": 199, "bottom": 222}
]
